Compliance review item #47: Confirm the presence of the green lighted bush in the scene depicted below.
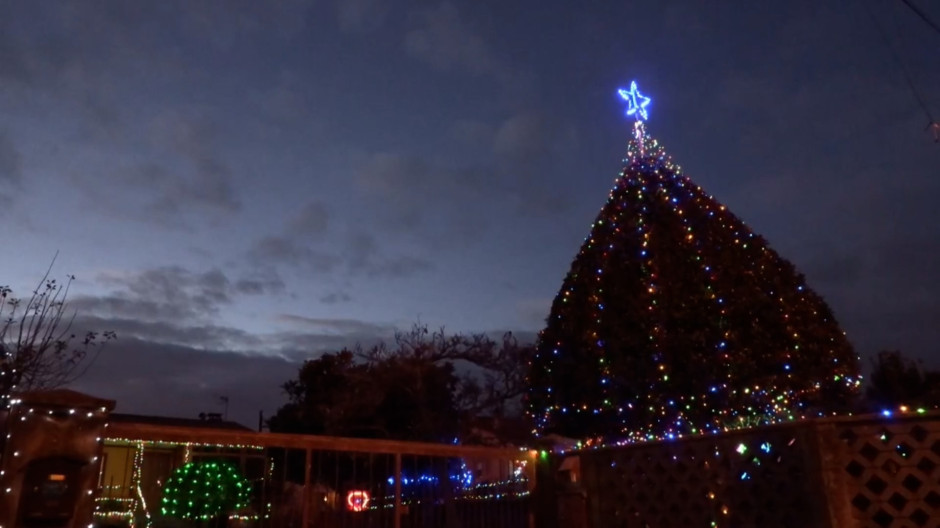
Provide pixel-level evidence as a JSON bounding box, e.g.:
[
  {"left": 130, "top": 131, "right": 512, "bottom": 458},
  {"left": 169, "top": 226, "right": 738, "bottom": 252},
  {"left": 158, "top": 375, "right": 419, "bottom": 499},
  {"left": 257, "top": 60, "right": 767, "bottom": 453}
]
[{"left": 160, "top": 460, "right": 250, "bottom": 521}]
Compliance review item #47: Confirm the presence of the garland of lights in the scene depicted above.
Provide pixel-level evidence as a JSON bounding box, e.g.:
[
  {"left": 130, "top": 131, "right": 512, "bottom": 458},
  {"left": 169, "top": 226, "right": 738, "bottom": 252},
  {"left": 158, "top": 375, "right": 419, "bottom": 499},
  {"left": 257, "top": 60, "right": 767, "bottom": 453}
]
[
  {"left": 160, "top": 460, "right": 250, "bottom": 521},
  {"left": 130, "top": 441, "right": 151, "bottom": 528},
  {"left": 0, "top": 399, "right": 108, "bottom": 503}
]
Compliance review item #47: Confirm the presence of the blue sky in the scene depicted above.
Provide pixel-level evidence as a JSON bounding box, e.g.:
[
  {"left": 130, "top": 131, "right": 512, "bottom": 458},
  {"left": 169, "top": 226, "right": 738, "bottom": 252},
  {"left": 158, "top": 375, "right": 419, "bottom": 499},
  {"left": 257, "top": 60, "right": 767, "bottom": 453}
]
[{"left": 1, "top": 1, "right": 938, "bottom": 427}]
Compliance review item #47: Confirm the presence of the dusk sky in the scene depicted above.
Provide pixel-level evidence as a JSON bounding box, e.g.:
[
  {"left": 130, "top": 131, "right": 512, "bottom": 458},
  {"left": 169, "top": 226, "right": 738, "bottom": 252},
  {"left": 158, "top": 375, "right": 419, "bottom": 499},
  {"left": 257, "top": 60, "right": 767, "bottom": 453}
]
[{"left": 1, "top": 1, "right": 938, "bottom": 427}]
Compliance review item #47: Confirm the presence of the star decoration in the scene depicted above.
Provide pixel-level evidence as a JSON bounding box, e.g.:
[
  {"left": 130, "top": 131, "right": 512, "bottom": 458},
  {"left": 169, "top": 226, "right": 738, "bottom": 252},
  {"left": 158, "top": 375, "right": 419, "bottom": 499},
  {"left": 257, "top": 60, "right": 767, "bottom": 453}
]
[{"left": 618, "top": 81, "right": 651, "bottom": 121}]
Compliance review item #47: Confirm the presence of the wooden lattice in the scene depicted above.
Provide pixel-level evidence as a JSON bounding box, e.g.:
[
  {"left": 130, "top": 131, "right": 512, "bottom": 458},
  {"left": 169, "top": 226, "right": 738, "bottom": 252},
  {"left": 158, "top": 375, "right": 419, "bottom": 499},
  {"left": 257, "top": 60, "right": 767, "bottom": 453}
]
[
  {"left": 578, "top": 426, "right": 826, "bottom": 527},
  {"left": 834, "top": 418, "right": 940, "bottom": 528},
  {"left": 570, "top": 415, "right": 940, "bottom": 528}
]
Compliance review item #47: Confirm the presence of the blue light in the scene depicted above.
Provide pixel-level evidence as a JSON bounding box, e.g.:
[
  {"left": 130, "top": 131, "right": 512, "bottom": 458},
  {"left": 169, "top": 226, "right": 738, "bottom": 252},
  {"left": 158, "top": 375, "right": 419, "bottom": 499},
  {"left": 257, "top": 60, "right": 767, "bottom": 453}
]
[
  {"left": 617, "top": 81, "right": 651, "bottom": 121},
  {"left": 882, "top": 409, "right": 893, "bottom": 417}
]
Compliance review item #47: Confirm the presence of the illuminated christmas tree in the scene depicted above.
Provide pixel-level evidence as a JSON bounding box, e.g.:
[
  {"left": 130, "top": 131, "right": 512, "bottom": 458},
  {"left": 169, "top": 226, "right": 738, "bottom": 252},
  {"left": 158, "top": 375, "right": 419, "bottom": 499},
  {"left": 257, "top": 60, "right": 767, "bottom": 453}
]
[{"left": 526, "top": 82, "right": 861, "bottom": 443}]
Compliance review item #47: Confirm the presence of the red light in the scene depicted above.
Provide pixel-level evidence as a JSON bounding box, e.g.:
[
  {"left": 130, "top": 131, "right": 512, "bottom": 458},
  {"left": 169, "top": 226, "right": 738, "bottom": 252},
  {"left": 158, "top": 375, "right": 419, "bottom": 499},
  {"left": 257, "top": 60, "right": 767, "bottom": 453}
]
[{"left": 346, "top": 490, "right": 370, "bottom": 512}]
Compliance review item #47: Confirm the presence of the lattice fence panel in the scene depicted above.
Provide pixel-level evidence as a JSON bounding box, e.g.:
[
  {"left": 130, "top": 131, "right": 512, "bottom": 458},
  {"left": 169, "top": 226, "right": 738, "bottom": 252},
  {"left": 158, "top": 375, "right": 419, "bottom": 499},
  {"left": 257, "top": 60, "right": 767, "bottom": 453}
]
[
  {"left": 580, "top": 426, "right": 825, "bottom": 528},
  {"left": 834, "top": 418, "right": 940, "bottom": 528}
]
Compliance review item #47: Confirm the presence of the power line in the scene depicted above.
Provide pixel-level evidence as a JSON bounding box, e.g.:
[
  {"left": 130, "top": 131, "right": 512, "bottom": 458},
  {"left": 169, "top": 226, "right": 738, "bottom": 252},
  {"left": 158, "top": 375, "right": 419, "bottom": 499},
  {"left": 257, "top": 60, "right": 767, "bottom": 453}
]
[
  {"left": 898, "top": 0, "right": 940, "bottom": 39},
  {"left": 865, "top": 0, "right": 936, "bottom": 126}
]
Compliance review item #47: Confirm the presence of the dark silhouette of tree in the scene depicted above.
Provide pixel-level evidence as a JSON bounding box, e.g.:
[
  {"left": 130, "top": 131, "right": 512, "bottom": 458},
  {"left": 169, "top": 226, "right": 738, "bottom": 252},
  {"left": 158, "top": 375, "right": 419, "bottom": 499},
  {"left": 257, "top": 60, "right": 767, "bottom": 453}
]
[
  {"left": 1, "top": 260, "right": 115, "bottom": 408},
  {"left": 268, "top": 324, "right": 533, "bottom": 443},
  {"left": 865, "top": 350, "right": 940, "bottom": 410}
]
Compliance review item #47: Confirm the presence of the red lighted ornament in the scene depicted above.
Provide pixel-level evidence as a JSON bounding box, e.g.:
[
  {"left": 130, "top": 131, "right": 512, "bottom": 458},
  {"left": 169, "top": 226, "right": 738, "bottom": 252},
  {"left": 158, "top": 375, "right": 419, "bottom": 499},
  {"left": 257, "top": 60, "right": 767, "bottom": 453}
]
[{"left": 346, "top": 490, "right": 370, "bottom": 512}]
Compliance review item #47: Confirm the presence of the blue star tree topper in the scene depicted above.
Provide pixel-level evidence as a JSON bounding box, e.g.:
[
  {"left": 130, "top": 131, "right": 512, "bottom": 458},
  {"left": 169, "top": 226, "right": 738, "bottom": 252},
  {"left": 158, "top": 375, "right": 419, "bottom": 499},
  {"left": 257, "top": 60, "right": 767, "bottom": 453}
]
[{"left": 618, "top": 81, "right": 651, "bottom": 121}]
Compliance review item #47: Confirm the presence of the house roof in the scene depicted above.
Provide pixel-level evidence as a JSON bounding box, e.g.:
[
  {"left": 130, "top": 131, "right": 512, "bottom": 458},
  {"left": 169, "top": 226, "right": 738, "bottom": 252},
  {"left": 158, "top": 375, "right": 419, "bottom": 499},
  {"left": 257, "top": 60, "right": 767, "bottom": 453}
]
[
  {"left": 13, "top": 389, "right": 116, "bottom": 410},
  {"left": 108, "top": 412, "right": 254, "bottom": 432}
]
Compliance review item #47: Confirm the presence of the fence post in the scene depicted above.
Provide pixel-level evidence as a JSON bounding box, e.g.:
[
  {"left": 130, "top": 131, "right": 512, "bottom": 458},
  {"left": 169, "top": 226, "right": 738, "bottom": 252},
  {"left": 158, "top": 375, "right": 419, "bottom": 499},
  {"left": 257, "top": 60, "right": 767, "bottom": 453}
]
[
  {"left": 812, "top": 421, "right": 858, "bottom": 528},
  {"left": 394, "top": 452, "right": 402, "bottom": 528},
  {"left": 301, "top": 448, "right": 311, "bottom": 528}
]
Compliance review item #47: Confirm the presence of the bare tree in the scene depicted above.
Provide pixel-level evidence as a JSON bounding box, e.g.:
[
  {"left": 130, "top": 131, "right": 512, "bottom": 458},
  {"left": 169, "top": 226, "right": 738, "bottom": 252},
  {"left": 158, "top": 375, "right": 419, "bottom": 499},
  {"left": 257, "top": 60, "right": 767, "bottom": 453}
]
[
  {"left": 0, "top": 260, "right": 115, "bottom": 408},
  {"left": 362, "top": 324, "right": 533, "bottom": 420}
]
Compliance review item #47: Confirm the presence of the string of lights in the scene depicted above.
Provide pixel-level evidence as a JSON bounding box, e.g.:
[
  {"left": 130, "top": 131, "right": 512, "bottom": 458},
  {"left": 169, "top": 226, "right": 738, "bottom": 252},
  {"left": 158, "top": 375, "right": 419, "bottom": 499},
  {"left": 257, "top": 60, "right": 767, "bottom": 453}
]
[{"left": 160, "top": 460, "right": 250, "bottom": 521}]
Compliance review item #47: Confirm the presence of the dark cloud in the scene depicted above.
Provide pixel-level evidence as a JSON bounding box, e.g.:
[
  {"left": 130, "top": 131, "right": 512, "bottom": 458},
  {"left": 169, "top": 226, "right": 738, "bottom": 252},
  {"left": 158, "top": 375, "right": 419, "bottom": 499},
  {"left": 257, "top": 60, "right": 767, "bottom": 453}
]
[
  {"left": 249, "top": 204, "right": 432, "bottom": 279},
  {"left": 177, "top": 0, "right": 313, "bottom": 48},
  {"left": 234, "top": 273, "right": 287, "bottom": 296},
  {"left": 450, "top": 119, "right": 496, "bottom": 152},
  {"left": 67, "top": 309, "right": 406, "bottom": 426},
  {"left": 334, "top": 0, "right": 390, "bottom": 32},
  {"left": 354, "top": 112, "right": 575, "bottom": 244},
  {"left": 356, "top": 151, "right": 494, "bottom": 232},
  {"left": 288, "top": 201, "right": 330, "bottom": 235},
  {"left": 146, "top": 111, "right": 241, "bottom": 213},
  {"left": 74, "top": 266, "right": 284, "bottom": 323},
  {"left": 75, "top": 311, "right": 395, "bottom": 361},
  {"left": 493, "top": 113, "right": 552, "bottom": 161},
  {"left": 319, "top": 291, "right": 352, "bottom": 304},
  {"left": 71, "top": 120, "right": 242, "bottom": 229},
  {"left": 69, "top": 337, "right": 297, "bottom": 428},
  {"left": 345, "top": 232, "right": 434, "bottom": 278},
  {"left": 248, "top": 235, "right": 340, "bottom": 273},
  {"left": 77, "top": 315, "right": 262, "bottom": 352},
  {"left": 404, "top": 2, "right": 497, "bottom": 76},
  {"left": 491, "top": 112, "right": 579, "bottom": 217},
  {"left": 275, "top": 314, "right": 395, "bottom": 336}
]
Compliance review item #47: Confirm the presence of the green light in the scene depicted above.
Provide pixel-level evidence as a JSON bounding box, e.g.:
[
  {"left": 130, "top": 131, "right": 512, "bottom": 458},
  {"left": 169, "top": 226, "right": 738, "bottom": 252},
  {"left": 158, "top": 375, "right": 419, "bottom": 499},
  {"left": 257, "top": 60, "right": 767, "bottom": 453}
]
[{"left": 161, "top": 460, "right": 251, "bottom": 520}]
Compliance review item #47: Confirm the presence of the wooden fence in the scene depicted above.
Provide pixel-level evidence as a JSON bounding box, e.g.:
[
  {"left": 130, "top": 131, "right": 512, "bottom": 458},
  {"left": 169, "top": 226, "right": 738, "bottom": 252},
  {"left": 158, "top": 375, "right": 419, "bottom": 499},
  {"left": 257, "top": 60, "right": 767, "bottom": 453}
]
[
  {"left": 97, "top": 421, "right": 536, "bottom": 528},
  {"left": 552, "top": 412, "right": 940, "bottom": 528}
]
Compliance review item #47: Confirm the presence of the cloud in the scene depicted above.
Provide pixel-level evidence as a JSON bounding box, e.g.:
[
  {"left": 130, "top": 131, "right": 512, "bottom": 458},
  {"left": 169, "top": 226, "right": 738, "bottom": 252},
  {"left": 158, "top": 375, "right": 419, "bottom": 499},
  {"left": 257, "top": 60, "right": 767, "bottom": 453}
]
[
  {"left": 234, "top": 272, "right": 287, "bottom": 296},
  {"left": 334, "top": 0, "right": 389, "bottom": 32},
  {"left": 356, "top": 151, "right": 493, "bottom": 229},
  {"left": 77, "top": 315, "right": 262, "bottom": 351},
  {"left": 71, "top": 110, "right": 242, "bottom": 229},
  {"left": 404, "top": 2, "right": 503, "bottom": 78},
  {"left": 74, "top": 266, "right": 284, "bottom": 324},
  {"left": 146, "top": 111, "right": 241, "bottom": 212},
  {"left": 450, "top": 119, "right": 496, "bottom": 152},
  {"left": 319, "top": 291, "right": 352, "bottom": 304},
  {"left": 66, "top": 311, "right": 401, "bottom": 426},
  {"left": 288, "top": 201, "right": 330, "bottom": 235},
  {"left": 344, "top": 232, "right": 433, "bottom": 278},
  {"left": 178, "top": 0, "right": 313, "bottom": 48},
  {"left": 249, "top": 235, "right": 340, "bottom": 272},
  {"left": 493, "top": 113, "right": 551, "bottom": 161},
  {"left": 69, "top": 337, "right": 298, "bottom": 428},
  {"left": 275, "top": 314, "right": 394, "bottom": 335},
  {"left": 248, "top": 202, "right": 432, "bottom": 279},
  {"left": 352, "top": 111, "right": 577, "bottom": 244},
  {"left": 249, "top": 232, "right": 432, "bottom": 279},
  {"left": 491, "top": 112, "right": 578, "bottom": 217}
]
